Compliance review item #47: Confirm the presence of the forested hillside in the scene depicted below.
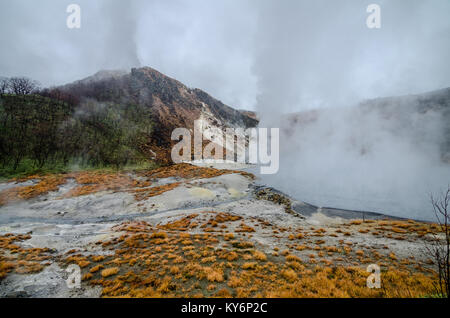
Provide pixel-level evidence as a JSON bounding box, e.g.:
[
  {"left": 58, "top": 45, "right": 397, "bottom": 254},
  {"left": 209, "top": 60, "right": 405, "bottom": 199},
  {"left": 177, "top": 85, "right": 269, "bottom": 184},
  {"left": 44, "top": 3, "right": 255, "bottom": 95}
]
[
  {"left": 0, "top": 77, "right": 154, "bottom": 177},
  {"left": 0, "top": 67, "right": 258, "bottom": 178}
]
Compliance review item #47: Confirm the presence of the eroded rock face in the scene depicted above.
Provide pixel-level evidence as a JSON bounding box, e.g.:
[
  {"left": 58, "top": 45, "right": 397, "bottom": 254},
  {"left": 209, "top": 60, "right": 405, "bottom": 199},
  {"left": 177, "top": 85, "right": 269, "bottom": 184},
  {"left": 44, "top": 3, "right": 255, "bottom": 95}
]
[{"left": 0, "top": 163, "right": 443, "bottom": 298}]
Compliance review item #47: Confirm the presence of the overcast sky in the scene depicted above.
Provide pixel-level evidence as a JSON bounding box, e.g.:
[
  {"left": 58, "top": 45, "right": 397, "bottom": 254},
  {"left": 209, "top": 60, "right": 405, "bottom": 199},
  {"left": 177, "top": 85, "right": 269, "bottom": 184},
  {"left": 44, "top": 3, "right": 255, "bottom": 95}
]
[{"left": 0, "top": 0, "right": 449, "bottom": 111}]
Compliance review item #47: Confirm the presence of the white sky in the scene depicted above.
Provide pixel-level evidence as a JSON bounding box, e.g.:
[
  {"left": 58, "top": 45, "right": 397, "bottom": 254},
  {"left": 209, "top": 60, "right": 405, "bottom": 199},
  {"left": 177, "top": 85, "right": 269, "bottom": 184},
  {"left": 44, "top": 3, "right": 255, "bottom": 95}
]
[{"left": 0, "top": 0, "right": 449, "bottom": 111}]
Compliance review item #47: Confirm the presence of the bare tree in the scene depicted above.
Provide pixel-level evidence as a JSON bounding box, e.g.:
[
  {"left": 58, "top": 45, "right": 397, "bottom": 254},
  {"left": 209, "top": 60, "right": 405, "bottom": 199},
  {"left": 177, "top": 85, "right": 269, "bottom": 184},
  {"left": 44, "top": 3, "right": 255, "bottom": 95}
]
[
  {"left": 0, "top": 78, "right": 9, "bottom": 94},
  {"left": 8, "top": 77, "right": 39, "bottom": 95},
  {"left": 426, "top": 187, "right": 450, "bottom": 298}
]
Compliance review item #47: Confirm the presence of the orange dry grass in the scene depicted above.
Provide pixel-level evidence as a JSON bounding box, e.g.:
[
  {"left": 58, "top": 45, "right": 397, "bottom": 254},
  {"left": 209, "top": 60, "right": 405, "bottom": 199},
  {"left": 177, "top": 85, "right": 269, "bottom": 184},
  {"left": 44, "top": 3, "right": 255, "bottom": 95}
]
[
  {"left": 265, "top": 266, "right": 435, "bottom": 298},
  {"left": 0, "top": 234, "right": 52, "bottom": 280},
  {"left": 90, "top": 265, "right": 104, "bottom": 273},
  {"left": 139, "top": 163, "right": 254, "bottom": 181},
  {"left": 200, "top": 212, "right": 242, "bottom": 231},
  {"left": 159, "top": 214, "right": 199, "bottom": 231},
  {"left": 285, "top": 254, "right": 302, "bottom": 262},
  {"left": 236, "top": 223, "right": 256, "bottom": 233},
  {"left": 253, "top": 251, "right": 267, "bottom": 261},
  {"left": 204, "top": 267, "right": 224, "bottom": 282},
  {"left": 348, "top": 219, "right": 442, "bottom": 238},
  {"left": 67, "top": 171, "right": 150, "bottom": 197},
  {"left": 0, "top": 169, "right": 154, "bottom": 205},
  {"left": 0, "top": 164, "right": 252, "bottom": 206},
  {"left": 0, "top": 175, "right": 66, "bottom": 205},
  {"left": 101, "top": 267, "right": 119, "bottom": 278},
  {"left": 72, "top": 216, "right": 439, "bottom": 298},
  {"left": 133, "top": 182, "right": 181, "bottom": 201},
  {"left": 281, "top": 269, "right": 298, "bottom": 282},
  {"left": 242, "top": 262, "right": 257, "bottom": 270},
  {"left": 224, "top": 233, "right": 235, "bottom": 241},
  {"left": 112, "top": 220, "right": 154, "bottom": 233}
]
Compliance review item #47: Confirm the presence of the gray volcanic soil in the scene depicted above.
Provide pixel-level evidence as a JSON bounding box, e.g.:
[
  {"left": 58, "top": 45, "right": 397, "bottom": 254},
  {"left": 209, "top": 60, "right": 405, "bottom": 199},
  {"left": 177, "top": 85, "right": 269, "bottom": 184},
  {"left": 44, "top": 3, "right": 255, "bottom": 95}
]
[{"left": 0, "top": 163, "right": 435, "bottom": 297}]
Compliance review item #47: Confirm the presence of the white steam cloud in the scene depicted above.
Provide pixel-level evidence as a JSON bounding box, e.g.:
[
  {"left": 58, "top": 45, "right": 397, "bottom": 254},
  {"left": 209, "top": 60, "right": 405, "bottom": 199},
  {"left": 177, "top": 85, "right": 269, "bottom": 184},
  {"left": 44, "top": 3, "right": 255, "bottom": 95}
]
[{"left": 249, "top": 0, "right": 450, "bottom": 221}]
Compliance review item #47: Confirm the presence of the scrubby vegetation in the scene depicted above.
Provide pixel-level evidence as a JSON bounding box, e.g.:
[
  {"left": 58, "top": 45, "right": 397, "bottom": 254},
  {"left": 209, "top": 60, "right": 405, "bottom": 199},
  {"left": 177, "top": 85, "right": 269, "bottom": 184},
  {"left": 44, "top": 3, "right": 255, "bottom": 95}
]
[
  {"left": 0, "top": 233, "right": 53, "bottom": 280},
  {"left": 0, "top": 163, "right": 252, "bottom": 206},
  {"left": 55, "top": 215, "right": 440, "bottom": 298},
  {"left": 0, "top": 214, "right": 441, "bottom": 298}
]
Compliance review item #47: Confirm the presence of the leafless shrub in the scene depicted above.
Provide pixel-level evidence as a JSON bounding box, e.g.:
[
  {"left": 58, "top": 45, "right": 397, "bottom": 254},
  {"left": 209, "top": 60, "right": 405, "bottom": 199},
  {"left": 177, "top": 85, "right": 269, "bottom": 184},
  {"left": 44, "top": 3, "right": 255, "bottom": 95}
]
[
  {"left": 8, "top": 77, "right": 40, "bottom": 95},
  {"left": 0, "top": 78, "right": 9, "bottom": 94},
  {"left": 426, "top": 187, "right": 450, "bottom": 298}
]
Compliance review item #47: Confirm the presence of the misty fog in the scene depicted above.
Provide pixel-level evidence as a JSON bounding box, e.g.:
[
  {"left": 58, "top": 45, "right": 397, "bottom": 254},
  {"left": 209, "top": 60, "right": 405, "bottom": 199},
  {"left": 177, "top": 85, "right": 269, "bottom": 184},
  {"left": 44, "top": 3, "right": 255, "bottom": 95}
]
[
  {"left": 1, "top": 0, "right": 450, "bottom": 220},
  {"left": 248, "top": 0, "right": 450, "bottom": 221},
  {"left": 255, "top": 93, "right": 450, "bottom": 221}
]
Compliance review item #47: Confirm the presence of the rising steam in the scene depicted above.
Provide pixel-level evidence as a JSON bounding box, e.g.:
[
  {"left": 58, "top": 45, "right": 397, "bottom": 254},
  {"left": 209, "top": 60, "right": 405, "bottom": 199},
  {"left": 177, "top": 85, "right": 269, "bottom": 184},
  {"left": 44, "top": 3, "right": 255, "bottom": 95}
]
[{"left": 251, "top": 0, "right": 450, "bottom": 221}]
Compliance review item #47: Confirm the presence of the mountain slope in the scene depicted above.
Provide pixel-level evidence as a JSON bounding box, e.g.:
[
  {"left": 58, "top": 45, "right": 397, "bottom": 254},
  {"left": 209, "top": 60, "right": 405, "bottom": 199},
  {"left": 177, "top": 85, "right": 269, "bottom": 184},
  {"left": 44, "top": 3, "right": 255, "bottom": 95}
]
[{"left": 56, "top": 67, "right": 258, "bottom": 163}]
